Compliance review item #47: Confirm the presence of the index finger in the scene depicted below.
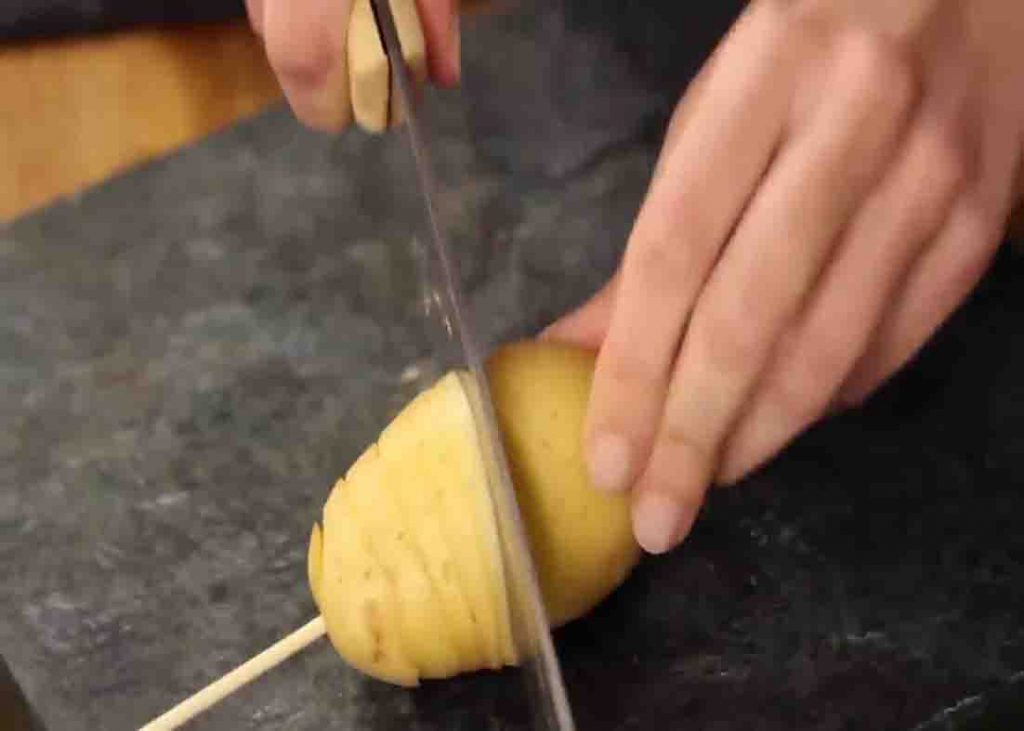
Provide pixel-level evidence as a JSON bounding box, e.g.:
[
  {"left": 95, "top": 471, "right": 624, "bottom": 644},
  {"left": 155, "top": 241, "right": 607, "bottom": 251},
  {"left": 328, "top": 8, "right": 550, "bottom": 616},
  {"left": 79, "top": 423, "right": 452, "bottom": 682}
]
[{"left": 583, "top": 2, "right": 796, "bottom": 495}]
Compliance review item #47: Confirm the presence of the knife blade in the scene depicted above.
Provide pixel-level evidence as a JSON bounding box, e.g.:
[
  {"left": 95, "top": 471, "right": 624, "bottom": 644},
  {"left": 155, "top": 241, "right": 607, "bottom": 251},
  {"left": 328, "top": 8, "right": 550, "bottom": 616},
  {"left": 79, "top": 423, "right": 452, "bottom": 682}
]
[{"left": 366, "top": 1, "right": 576, "bottom": 728}]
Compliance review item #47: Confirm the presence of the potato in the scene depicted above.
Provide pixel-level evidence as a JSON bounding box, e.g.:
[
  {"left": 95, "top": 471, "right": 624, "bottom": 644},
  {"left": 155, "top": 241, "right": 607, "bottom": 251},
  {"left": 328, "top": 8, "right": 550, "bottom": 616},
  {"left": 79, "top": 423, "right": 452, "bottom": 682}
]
[
  {"left": 347, "top": 0, "right": 428, "bottom": 133},
  {"left": 308, "top": 341, "right": 640, "bottom": 685},
  {"left": 486, "top": 342, "right": 641, "bottom": 627}
]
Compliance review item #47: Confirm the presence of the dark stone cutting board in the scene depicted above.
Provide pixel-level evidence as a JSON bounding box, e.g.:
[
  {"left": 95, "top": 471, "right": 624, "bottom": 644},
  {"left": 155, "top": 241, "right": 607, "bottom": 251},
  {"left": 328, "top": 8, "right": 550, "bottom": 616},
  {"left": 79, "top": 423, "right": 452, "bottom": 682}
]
[{"left": 2, "top": 1, "right": 1021, "bottom": 729}]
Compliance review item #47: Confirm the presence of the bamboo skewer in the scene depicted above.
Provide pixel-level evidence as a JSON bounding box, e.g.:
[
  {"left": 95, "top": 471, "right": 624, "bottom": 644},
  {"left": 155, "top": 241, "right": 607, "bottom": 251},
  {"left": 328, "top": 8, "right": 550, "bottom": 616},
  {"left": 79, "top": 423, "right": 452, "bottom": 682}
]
[{"left": 140, "top": 616, "right": 327, "bottom": 731}]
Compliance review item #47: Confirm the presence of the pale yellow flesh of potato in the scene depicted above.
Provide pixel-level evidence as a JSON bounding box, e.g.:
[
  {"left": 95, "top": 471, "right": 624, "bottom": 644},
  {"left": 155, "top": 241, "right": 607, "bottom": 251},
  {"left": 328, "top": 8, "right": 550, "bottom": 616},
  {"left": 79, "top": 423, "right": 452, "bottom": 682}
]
[
  {"left": 347, "top": 0, "right": 428, "bottom": 133},
  {"left": 308, "top": 341, "right": 640, "bottom": 685},
  {"left": 310, "top": 373, "right": 513, "bottom": 685}
]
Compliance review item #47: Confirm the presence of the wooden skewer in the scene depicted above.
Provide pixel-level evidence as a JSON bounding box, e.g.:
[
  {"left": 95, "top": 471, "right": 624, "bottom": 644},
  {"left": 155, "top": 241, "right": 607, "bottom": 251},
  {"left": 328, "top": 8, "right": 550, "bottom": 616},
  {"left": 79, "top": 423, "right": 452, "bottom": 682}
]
[{"left": 140, "top": 616, "right": 327, "bottom": 731}]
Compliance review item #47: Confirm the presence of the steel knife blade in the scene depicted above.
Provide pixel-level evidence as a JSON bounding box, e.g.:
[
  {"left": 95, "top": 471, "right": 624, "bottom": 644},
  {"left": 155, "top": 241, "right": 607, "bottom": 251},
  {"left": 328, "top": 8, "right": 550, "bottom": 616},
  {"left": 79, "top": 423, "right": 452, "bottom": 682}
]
[{"left": 365, "top": 1, "right": 576, "bottom": 728}]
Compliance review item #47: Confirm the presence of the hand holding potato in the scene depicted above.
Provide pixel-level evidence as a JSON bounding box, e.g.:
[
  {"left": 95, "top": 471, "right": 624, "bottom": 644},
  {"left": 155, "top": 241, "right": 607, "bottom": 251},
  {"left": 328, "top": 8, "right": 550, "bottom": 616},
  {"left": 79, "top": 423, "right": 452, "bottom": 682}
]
[{"left": 544, "top": 0, "right": 1024, "bottom": 554}]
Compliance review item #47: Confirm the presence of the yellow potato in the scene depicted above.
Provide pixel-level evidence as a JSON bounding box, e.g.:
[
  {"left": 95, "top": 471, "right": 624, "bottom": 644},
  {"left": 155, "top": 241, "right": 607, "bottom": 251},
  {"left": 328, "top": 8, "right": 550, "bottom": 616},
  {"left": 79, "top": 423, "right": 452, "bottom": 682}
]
[
  {"left": 308, "top": 341, "right": 641, "bottom": 685},
  {"left": 343, "top": 443, "right": 462, "bottom": 678},
  {"left": 377, "top": 392, "right": 489, "bottom": 670},
  {"left": 486, "top": 342, "right": 641, "bottom": 626},
  {"left": 318, "top": 484, "right": 418, "bottom": 685},
  {"left": 347, "top": 0, "right": 428, "bottom": 133}
]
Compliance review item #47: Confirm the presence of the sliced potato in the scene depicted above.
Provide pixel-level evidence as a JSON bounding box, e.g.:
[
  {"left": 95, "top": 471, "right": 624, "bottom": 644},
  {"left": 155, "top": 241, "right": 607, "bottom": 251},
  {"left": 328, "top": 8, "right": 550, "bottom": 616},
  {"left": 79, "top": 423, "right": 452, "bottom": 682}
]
[
  {"left": 347, "top": 0, "right": 427, "bottom": 133},
  {"left": 319, "top": 485, "right": 418, "bottom": 685},
  {"left": 309, "top": 341, "right": 641, "bottom": 685},
  {"left": 379, "top": 391, "right": 492, "bottom": 670},
  {"left": 343, "top": 443, "right": 461, "bottom": 679}
]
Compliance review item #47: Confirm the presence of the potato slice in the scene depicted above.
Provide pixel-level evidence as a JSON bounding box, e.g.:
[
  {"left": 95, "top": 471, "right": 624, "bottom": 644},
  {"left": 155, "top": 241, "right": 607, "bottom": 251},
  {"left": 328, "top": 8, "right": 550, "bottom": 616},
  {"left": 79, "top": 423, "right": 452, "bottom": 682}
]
[
  {"left": 378, "top": 392, "right": 490, "bottom": 670},
  {"left": 347, "top": 443, "right": 465, "bottom": 678},
  {"left": 347, "top": 0, "right": 428, "bottom": 133},
  {"left": 435, "top": 373, "right": 515, "bottom": 667},
  {"left": 319, "top": 486, "right": 418, "bottom": 685},
  {"left": 398, "top": 373, "right": 509, "bottom": 669},
  {"left": 307, "top": 522, "right": 324, "bottom": 609},
  {"left": 457, "top": 373, "right": 519, "bottom": 666}
]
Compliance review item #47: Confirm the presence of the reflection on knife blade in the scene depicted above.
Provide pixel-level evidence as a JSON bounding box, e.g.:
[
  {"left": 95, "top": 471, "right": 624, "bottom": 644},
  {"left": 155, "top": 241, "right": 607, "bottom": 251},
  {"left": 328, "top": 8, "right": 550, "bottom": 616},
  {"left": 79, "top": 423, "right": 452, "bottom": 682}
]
[{"left": 366, "top": 0, "right": 577, "bottom": 728}]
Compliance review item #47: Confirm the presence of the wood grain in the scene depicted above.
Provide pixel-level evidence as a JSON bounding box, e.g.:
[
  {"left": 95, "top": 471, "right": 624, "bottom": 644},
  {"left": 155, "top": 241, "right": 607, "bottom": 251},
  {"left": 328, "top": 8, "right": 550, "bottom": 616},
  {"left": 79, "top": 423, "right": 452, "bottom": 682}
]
[{"left": 1, "top": 20, "right": 282, "bottom": 222}]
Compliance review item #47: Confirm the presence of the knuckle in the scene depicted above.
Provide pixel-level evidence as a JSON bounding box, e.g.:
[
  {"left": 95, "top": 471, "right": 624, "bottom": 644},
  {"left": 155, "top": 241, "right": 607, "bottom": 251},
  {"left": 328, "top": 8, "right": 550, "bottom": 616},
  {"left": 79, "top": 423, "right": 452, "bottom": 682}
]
[
  {"left": 660, "top": 389, "right": 719, "bottom": 463},
  {"left": 837, "top": 27, "right": 896, "bottom": 78},
  {"left": 762, "top": 0, "right": 813, "bottom": 47},
  {"left": 624, "top": 230, "right": 698, "bottom": 301},
  {"left": 769, "top": 341, "right": 850, "bottom": 422},
  {"left": 659, "top": 420, "right": 713, "bottom": 467},
  {"left": 764, "top": 372, "right": 818, "bottom": 424},
  {"left": 782, "top": 2, "right": 830, "bottom": 42},
  {"left": 835, "top": 28, "right": 915, "bottom": 113},
  {"left": 601, "top": 348, "right": 664, "bottom": 394},
  {"left": 802, "top": 336, "right": 854, "bottom": 388},
  {"left": 690, "top": 302, "right": 765, "bottom": 375},
  {"left": 774, "top": 5, "right": 831, "bottom": 63},
  {"left": 920, "top": 125, "right": 970, "bottom": 198}
]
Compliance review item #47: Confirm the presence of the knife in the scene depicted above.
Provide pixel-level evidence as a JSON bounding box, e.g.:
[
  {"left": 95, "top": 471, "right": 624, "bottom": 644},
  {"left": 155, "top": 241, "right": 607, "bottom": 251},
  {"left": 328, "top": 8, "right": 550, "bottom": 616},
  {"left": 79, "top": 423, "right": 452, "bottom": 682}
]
[{"left": 366, "top": 1, "right": 576, "bottom": 728}]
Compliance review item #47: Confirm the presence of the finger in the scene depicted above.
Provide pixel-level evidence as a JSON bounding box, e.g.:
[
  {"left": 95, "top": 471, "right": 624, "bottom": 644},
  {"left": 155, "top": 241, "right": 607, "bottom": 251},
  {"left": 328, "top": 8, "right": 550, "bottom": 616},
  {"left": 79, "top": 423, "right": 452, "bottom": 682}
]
[
  {"left": 649, "top": 27, "right": 721, "bottom": 180},
  {"left": 538, "top": 49, "right": 718, "bottom": 351},
  {"left": 719, "top": 74, "right": 969, "bottom": 485},
  {"left": 264, "top": 0, "right": 355, "bottom": 131},
  {"left": 839, "top": 112, "right": 1023, "bottom": 405},
  {"left": 633, "top": 31, "right": 916, "bottom": 554},
  {"left": 246, "top": 0, "right": 265, "bottom": 36},
  {"left": 584, "top": 2, "right": 797, "bottom": 495},
  {"left": 539, "top": 274, "right": 619, "bottom": 350},
  {"left": 415, "top": 0, "right": 460, "bottom": 86}
]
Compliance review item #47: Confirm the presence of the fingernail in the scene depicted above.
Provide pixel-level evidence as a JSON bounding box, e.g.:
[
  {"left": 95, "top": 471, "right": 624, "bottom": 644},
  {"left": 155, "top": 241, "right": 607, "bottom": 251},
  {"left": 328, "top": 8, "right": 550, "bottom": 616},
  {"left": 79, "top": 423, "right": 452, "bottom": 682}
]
[
  {"left": 633, "top": 492, "right": 694, "bottom": 554},
  {"left": 587, "top": 432, "right": 632, "bottom": 493}
]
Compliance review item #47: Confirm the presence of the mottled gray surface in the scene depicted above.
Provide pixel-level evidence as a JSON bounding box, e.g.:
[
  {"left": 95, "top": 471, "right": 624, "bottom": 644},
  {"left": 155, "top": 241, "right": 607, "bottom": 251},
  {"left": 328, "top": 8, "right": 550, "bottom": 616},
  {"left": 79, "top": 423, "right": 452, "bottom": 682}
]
[{"left": 3, "top": 2, "right": 1024, "bottom": 730}]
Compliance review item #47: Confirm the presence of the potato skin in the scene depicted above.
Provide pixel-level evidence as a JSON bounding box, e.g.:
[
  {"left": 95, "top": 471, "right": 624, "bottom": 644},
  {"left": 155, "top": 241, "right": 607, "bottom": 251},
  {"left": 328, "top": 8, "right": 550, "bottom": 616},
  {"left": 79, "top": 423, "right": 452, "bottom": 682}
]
[{"left": 486, "top": 342, "right": 641, "bottom": 627}]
